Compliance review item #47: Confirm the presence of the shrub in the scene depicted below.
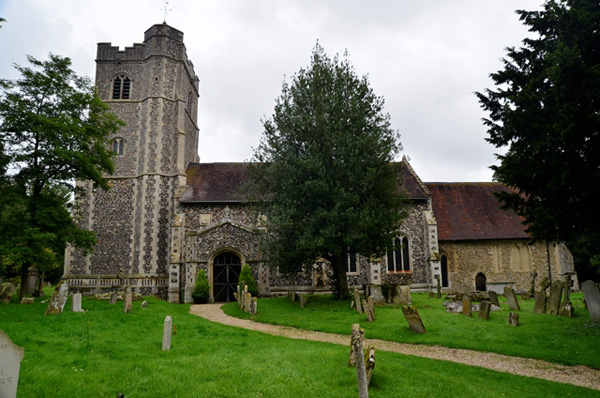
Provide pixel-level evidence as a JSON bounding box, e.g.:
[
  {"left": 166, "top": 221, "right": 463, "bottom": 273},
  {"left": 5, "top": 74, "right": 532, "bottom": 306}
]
[
  {"left": 192, "top": 269, "right": 210, "bottom": 304},
  {"left": 238, "top": 263, "right": 258, "bottom": 297}
]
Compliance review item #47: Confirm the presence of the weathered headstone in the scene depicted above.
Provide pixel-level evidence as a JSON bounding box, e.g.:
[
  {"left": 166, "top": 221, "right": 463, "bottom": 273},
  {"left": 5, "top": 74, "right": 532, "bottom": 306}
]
[
  {"left": 503, "top": 286, "right": 521, "bottom": 311},
  {"left": 250, "top": 297, "right": 258, "bottom": 315},
  {"left": 546, "top": 281, "right": 563, "bottom": 315},
  {"left": 244, "top": 292, "right": 252, "bottom": 313},
  {"left": 533, "top": 292, "right": 546, "bottom": 314},
  {"left": 20, "top": 297, "right": 34, "bottom": 305},
  {"left": 399, "top": 285, "right": 412, "bottom": 305},
  {"left": 0, "top": 283, "right": 16, "bottom": 304},
  {"left": 365, "top": 345, "right": 376, "bottom": 387},
  {"left": 299, "top": 294, "right": 308, "bottom": 309},
  {"left": 44, "top": 281, "right": 69, "bottom": 315},
  {"left": 462, "top": 295, "right": 472, "bottom": 317},
  {"left": 435, "top": 275, "right": 442, "bottom": 299},
  {"left": 162, "top": 316, "right": 173, "bottom": 351},
  {"left": 391, "top": 285, "right": 408, "bottom": 305},
  {"left": 559, "top": 275, "right": 574, "bottom": 317},
  {"left": 350, "top": 324, "right": 369, "bottom": 398},
  {"left": 478, "top": 300, "right": 491, "bottom": 320},
  {"left": 109, "top": 292, "right": 118, "bottom": 305},
  {"left": 507, "top": 312, "right": 519, "bottom": 327},
  {"left": 123, "top": 286, "right": 132, "bottom": 314},
  {"left": 366, "top": 284, "right": 386, "bottom": 305},
  {"left": 353, "top": 289, "right": 363, "bottom": 314},
  {"left": 362, "top": 298, "right": 375, "bottom": 322},
  {"left": 141, "top": 300, "right": 148, "bottom": 308},
  {"left": 401, "top": 306, "right": 426, "bottom": 334},
  {"left": 488, "top": 290, "right": 500, "bottom": 307},
  {"left": 581, "top": 280, "right": 600, "bottom": 323},
  {"left": 72, "top": 293, "right": 83, "bottom": 312},
  {"left": 0, "top": 330, "right": 25, "bottom": 398}
]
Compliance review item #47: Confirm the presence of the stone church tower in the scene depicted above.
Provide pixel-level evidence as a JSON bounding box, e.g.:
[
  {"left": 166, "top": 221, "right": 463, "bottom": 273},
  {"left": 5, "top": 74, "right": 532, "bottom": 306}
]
[{"left": 64, "top": 24, "right": 200, "bottom": 296}]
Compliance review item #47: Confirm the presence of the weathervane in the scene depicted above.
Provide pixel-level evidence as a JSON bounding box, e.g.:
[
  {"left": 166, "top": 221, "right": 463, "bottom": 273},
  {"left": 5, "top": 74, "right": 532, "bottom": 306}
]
[{"left": 161, "top": 0, "right": 172, "bottom": 23}]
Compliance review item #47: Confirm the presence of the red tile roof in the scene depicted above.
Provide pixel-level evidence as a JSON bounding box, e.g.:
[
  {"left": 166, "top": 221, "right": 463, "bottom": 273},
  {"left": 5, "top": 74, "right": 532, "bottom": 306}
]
[
  {"left": 426, "top": 183, "right": 530, "bottom": 241},
  {"left": 179, "top": 161, "right": 428, "bottom": 203}
]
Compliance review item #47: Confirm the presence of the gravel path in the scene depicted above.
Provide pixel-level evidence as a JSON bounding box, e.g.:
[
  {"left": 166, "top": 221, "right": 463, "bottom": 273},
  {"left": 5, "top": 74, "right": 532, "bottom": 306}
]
[{"left": 190, "top": 303, "right": 600, "bottom": 391}]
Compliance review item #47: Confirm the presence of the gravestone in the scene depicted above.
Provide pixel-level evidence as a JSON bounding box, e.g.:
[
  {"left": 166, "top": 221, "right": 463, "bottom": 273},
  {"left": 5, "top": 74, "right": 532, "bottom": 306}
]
[
  {"left": 350, "top": 324, "right": 369, "bottom": 398},
  {"left": 0, "top": 330, "right": 25, "bottom": 398},
  {"left": 299, "top": 295, "right": 308, "bottom": 309},
  {"left": 581, "top": 280, "right": 600, "bottom": 323},
  {"left": 365, "top": 345, "right": 376, "bottom": 387},
  {"left": 365, "top": 285, "right": 386, "bottom": 305},
  {"left": 250, "top": 297, "right": 258, "bottom": 315},
  {"left": 20, "top": 297, "right": 34, "bottom": 305},
  {"left": 507, "top": 312, "right": 519, "bottom": 327},
  {"left": 362, "top": 299, "right": 375, "bottom": 322},
  {"left": 478, "top": 300, "right": 491, "bottom": 320},
  {"left": 162, "top": 316, "right": 173, "bottom": 351},
  {"left": 244, "top": 292, "right": 252, "bottom": 313},
  {"left": 533, "top": 292, "right": 546, "bottom": 314},
  {"left": 141, "top": 300, "right": 148, "bottom": 308},
  {"left": 488, "top": 291, "right": 500, "bottom": 307},
  {"left": 353, "top": 289, "right": 363, "bottom": 314},
  {"left": 462, "top": 295, "right": 472, "bottom": 317},
  {"left": 236, "top": 285, "right": 241, "bottom": 307},
  {"left": 503, "top": 286, "right": 521, "bottom": 311},
  {"left": 559, "top": 275, "right": 574, "bottom": 317},
  {"left": 72, "top": 293, "right": 83, "bottom": 312},
  {"left": 0, "top": 283, "right": 16, "bottom": 304},
  {"left": 399, "top": 285, "right": 412, "bottom": 305},
  {"left": 435, "top": 275, "right": 442, "bottom": 299},
  {"left": 401, "top": 306, "right": 426, "bottom": 334},
  {"left": 391, "top": 285, "right": 407, "bottom": 305},
  {"left": 546, "top": 281, "right": 563, "bottom": 315},
  {"left": 109, "top": 292, "right": 118, "bottom": 305},
  {"left": 123, "top": 286, "right": 132, "bottom": 314},
  {"left": 44, "top": 281, "right": 69, "bottom": 315}
]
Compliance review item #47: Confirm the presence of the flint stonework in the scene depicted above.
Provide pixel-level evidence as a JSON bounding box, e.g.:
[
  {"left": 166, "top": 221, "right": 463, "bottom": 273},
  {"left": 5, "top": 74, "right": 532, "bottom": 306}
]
[
  {"left": 503, "top": 286, "right": 520, "bottom": 311},
  {"left": 0, "top": 330, "right": 25, "bottom": 398}
]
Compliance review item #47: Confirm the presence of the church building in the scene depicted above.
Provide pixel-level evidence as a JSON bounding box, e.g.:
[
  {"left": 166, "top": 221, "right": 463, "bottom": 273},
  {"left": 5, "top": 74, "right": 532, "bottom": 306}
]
[{"left": 63, "top": 24, "right": 576, "bottom": 302}]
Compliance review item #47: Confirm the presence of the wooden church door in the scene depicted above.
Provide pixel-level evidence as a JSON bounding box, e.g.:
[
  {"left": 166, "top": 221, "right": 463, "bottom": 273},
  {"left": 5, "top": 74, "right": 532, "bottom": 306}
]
[{"left": 213, "top": 252, "right": 241, "bottom": 302}]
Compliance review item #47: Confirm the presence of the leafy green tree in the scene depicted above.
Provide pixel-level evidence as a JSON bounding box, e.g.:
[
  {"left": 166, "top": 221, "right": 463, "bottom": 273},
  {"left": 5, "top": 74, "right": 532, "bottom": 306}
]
[
  {"left": 251, "top": 44, "right": 406, "bottom": 299},
  {"left": 192, "top": 269, "right": 210, "bottom": 303},
  {"left": 238, "top": 263, "right": 258, "bottom": 297},
  {"left": 477, "top": 0, "right": 600, "bottom": 282},
  {"left": 0, "top": 54, "right": 123, "bottom": 299}
]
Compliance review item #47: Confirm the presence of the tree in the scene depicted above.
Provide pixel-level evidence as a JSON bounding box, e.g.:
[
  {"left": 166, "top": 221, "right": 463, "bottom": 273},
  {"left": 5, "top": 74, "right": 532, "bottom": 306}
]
[
  {"left": 251, "top": 44, "right": 406, "bottom": 299},
  {"left": 476, "top": 0, "right": 600, "bottom": 281},
  {"left": 238, "top": 263, "right": 258, "bottom": 297},
  {"left": 192, "top": 269, "right": 210, "bottom": 304},
  {"left": 0, "top": 54, "right": 123, "bottom": 299}
]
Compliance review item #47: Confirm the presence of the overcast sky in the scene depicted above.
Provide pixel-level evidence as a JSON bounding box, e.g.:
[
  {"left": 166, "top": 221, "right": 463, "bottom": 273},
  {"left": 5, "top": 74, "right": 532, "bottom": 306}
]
[{"left": 0, "top": 0, "right": 544, "bottom": 182}]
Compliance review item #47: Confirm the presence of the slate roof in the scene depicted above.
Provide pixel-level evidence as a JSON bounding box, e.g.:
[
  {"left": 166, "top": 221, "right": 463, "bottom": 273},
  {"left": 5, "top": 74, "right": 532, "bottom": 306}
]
[
  {"left": 426, "top": 183, "right": 530, "bottom": 241},
  {"left": 179, "top": 161, "right": 429, "bottom": 203}
]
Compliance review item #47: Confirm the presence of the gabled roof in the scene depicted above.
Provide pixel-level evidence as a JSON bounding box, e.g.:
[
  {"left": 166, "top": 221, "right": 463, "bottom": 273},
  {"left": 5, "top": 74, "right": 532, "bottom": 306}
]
[
  {"left": 179, "top": 161, "right": 429, "bottom": 203},
  {"left": 426, "top": 182, "right": 530, "bottom": 241}
]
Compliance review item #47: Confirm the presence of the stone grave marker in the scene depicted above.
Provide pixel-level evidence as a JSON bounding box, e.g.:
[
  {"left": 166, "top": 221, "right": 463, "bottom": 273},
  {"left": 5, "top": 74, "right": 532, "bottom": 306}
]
[
  {"left": 350, "top": 324, "right": 369, "bottom": 398},
  {"left": 72, "top": 293, "right": 83, "bottom": 312},
  {"left": 0, "top": 283, "right": 16, "bottom": 304},
  {"left": 507, "top": 312, "right": 519, "bottom": 327},
  {"left": 546, "top": 281, "right": 563, "bottom": 315},
  {"left": 0, "top": 330, "right": 25, "bottom": 398},
  {"left": 141, "top": 300, "right": 148, "bottom": 308},
  {"left": 533, "top": 292, "right": 546, "bottom": 314},
  {"left": 435, "top": 275, "right": 442, "bottom": 299},
  {"left": 559, "top": 275, "right": 574, "bottom": 317},
  {"left": 162, "top": 316, "right": 173, "bottom": 351},
  {"left": 299, "top": 294, "right": 308, "bottom": 309},
  {"left": 503, "top": 286, "right": 521, "bottom": 311},
  {"left": 488, "top": 291, "right": 500, "bottom": 307},
  {"left": 391, "top": 285, "right": 406, "bottom": 305},
  {"left": 353, "top": 289, "right": 363, "bottom": 314},
  {"left": 250, "top": 297, "right": 258, "bottom": 315},
  {"left": 362, "top": 298, "right": 375, "bottom": 322},
  {"left": 399, "top": 285, "right": 412, "bottom": 305},
  {"left": 44, "top": 281, "right": 69, "bottom": 315},
  {"left": 581, "top": 280, "right": 600, "bottom": 323},
  {"left": 462, "top": 295, "right": 472, "bottom": 317},
  {"left": 365, "top": 345, "right": 376, "bottom": 387},
  {"left": 244, "top": 292, "right": 252, "bottom": 313},
  {"left": 478, "top": 300, "right": 491, "bottom": 320},
  {"left": 401, "top": 306, "right": 426, "bottom": 334},
  {"left": 123, "top": 286, "right": 132, "bottom": 314},
  {"left": 20, "top": 297, "right": 34, "bottom": 305},
  {"left": 109, "top": 292, "right": 118, "bottom": 305},
  {"left": 366, "top": 285, "right": 386, "bottom": 305}
]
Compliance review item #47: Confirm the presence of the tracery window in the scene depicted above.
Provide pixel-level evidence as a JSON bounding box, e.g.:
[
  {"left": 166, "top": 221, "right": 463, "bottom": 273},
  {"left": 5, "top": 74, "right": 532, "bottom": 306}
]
[
  {"left": 387, "top": 235, "right": 411, "bottom": 273},
  {"left": 112, "top": 75, "right": 131, "bottom": 99},
  {"left": 112, "top": 138, "right": 125, "bottom": 156}
]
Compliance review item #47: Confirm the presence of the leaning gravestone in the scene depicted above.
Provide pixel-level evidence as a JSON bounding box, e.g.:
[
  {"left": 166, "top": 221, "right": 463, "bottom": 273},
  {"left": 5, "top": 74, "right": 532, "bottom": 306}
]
[
  {"left": 503, "top": 286, "right": 521, "bottom": 311},
  {"left": 0, "top": 330, "right": 25, "bottom": 398},
  {"left": 109, "top": 292, "right": 118, "bottom": 305},
  {"left": 401, "top": 306, "right": 426, "bottom": 334},
  {"left": 488, "top": 291, "right": 500, "bottom": 307},
  {"left": 353, "top": 289, "right": 363, "bottom": 314},
  {"left": 72, "top": 293, "right": 83, "bottom": 313},
  {"left": 546, "top": 281, "right": 563, "bottom": 315},
  {"left": 0, "top": 283, "right": 16, "bottom": 304},
  {"left": 44, "top": 281, "right": 69, "bottom": 315},
  {"left": 162, "top": 316, "right": 173, "bottom": 351},
  {"left": 478, "top": 300, "right": 491, "bottom": 320},
  {"left": 533, "top": 292, "right": 546, "bottom": 314},
  {"left": 123, "top": 286, "right": 132, "bottom": 314},
  {"left": 582, "top": 280, "right": 600, "bottom": 323},
  {"left": 362, "top": 298, "right": 375, "bottom": 322}
]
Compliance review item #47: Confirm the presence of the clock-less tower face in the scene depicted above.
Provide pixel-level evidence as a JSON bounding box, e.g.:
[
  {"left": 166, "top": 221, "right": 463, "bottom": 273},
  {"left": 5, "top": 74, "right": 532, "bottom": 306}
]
[{"left": 64, "top": 24, "right": 199, "bottom": 298}]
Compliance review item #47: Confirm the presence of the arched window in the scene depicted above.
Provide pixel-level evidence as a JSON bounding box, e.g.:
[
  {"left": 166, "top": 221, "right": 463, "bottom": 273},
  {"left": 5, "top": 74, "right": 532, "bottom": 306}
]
[
  {"left": 387, "top": 236, "right": 411, "bottom": 273},
  {"left": 112, "top": 138, "right": 125, "bottom": 156},
  {"left": 112, "top": 75, "right": 131, "bottom": 99},
  {"left": 441, "top": 254, "right": 449, "bottom": 288},
  {"left": 475, "top": 272, "right": 487, "bottom": 291},
  {"left": 347, "top": 252, "right": 357, "bottom": 274}
]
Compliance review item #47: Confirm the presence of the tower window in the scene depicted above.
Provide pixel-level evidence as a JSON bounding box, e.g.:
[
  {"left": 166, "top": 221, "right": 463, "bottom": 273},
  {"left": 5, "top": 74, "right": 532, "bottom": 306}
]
[
  {"left": 387, "top": 236, "right": 411, "bottom": 273},
  {"left": 187, "top": 91, "right": 193, "bottom": 114},
  {"left": 112, "top": 75, "right": 131, "bottom": 99},
  {"left": 112, "top": 138, "right": 125, "bottom": 156}
]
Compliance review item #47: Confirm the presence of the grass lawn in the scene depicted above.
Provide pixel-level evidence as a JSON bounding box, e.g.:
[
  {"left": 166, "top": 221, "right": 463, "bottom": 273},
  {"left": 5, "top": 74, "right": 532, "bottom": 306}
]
[
  {"left": 0, "top": 293, "right": 598, "bottom": 397},
  {"left": 223, "top": 292, "right": 600, "bottom": 370}
]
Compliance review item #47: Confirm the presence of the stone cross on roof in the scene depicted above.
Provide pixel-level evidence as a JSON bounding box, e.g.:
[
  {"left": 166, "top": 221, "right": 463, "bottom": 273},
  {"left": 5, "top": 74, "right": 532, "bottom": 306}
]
[{"left": 162, "top": 0, "right": 172, "bottom": 23}]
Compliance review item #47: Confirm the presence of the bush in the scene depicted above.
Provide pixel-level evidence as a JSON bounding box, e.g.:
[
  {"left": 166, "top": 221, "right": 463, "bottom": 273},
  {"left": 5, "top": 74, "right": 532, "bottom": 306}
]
[
  {"left": 238, "top": 263, "right": 258, "bottom": 297},
  {"left": 192, "top": 269, "right": 210, "bottom": 304}
]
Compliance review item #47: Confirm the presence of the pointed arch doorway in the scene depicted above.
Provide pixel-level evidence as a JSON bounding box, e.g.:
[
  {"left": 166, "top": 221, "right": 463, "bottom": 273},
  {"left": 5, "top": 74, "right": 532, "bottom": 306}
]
[{"left": 212, "top": 252, "right": 241, "bottom": 302}]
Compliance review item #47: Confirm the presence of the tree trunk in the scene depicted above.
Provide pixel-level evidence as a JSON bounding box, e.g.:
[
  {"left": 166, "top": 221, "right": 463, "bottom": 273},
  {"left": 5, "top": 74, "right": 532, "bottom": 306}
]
[{"left": 333, "top": 254, "right": 350, "bottom": 300}]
